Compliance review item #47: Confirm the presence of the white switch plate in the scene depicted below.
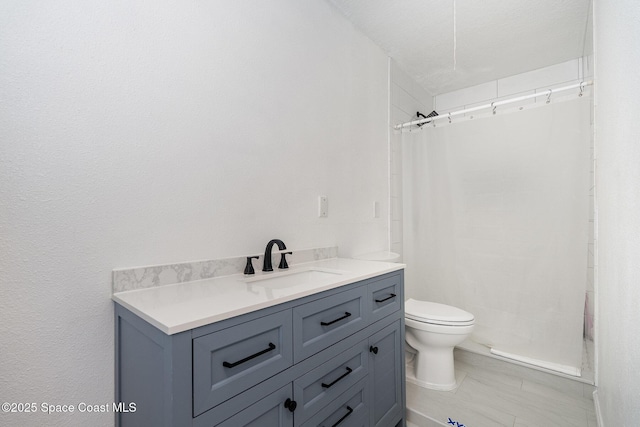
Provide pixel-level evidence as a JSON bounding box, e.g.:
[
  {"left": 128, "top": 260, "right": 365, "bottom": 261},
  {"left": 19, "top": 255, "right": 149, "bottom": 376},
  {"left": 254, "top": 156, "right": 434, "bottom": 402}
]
[{"left": 318, "top": 196, "right": 328, "bottom": 218}]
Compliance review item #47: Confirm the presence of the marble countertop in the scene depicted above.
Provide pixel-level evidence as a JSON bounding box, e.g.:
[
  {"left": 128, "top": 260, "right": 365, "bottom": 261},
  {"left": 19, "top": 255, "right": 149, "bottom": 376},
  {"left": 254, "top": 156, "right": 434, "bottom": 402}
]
[{"left": 112, "top": 257, "right": 405, "bottom": 335}]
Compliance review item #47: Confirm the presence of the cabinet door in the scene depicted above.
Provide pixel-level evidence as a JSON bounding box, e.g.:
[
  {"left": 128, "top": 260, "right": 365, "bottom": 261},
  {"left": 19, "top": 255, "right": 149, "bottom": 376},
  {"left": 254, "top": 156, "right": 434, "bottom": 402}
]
[
  {"left": 216, "top": 384, "right": 294, "bottom": 427},
  {"left": 368, "top": 320, "right": 403, "bottom": 427}
]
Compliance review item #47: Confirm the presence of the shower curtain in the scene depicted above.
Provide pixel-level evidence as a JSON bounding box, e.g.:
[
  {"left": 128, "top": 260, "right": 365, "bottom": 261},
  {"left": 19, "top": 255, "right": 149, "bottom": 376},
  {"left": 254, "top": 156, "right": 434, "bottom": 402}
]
[{"left": 401, "top": 97, "right": 591, "bottom": 374}]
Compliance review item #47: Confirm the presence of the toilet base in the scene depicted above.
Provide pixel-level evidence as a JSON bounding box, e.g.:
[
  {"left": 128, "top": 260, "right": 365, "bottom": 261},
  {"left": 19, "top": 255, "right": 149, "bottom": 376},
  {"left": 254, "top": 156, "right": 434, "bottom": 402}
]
[
  {"left": 406, "top": 372, "right": 458, "bottom": 391},
  {"left": 409, "top": 347, "right": 458, "bottom": 391},
  {"left": 405, "top": 351, "right": 465, "bottom": 391}
]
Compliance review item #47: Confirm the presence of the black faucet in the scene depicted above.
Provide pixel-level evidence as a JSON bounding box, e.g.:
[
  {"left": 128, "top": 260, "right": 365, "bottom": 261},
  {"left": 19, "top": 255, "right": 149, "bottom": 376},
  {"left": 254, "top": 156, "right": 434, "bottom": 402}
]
[{"left": 262, "top": 239, "right": 288, "bottom": 272}]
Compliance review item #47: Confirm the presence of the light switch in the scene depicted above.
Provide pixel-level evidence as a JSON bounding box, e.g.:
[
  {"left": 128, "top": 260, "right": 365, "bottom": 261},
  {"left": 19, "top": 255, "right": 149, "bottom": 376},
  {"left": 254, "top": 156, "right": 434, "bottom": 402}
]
[{"left": 318, "top": 196, "right": 328, "bottom": 218}]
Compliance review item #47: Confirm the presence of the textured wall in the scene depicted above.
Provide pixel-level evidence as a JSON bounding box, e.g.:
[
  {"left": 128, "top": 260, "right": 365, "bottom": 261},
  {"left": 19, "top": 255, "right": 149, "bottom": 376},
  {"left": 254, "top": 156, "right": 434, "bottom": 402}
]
[
  {"left": 389, "top": 60, "right": 434, "bottom": 261},
  {"left": 594, "top": 0, "right": 640, "bottom": 424},
  {"left": 0, "top": 1, "right": 389, "bottom": 426}
]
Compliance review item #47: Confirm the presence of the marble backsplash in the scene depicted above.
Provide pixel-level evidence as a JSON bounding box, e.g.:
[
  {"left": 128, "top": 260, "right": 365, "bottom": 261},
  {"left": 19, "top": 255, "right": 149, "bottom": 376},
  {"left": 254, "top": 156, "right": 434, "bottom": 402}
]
[{"left": 112, "top": 246, "right": 339, "bottom": 293}]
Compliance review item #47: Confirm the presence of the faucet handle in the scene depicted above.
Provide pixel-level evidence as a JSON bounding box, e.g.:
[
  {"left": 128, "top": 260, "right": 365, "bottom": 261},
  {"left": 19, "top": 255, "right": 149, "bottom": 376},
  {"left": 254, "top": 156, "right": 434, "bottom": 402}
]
[
  {"left": 244, "top": 256, "right": 259, "bottom": 275},
  {"left": 278, "top": 252, "right": 292, "bottom": 269}
]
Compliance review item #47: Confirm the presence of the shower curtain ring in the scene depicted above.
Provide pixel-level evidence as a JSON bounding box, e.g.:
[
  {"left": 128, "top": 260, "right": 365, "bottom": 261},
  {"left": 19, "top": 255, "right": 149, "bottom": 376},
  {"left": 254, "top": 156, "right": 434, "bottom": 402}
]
[
  {"left": 579, "top": 82, "right": 584, "bottom": 97},
  {"left": 491, "top": 102, "right": 496, "bottom": 115},
  {"left": 448, "top": 113, "right": 452, "bottom": 123},
  {"left": 546, "top": 89, "right": 552, "bottom": 104}
]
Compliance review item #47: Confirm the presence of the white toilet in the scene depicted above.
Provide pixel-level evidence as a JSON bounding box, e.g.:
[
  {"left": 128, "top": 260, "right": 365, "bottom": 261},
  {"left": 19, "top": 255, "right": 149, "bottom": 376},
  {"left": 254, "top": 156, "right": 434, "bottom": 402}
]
[{"left": 405, "top": 298, "right": 475, "bottom": 391}]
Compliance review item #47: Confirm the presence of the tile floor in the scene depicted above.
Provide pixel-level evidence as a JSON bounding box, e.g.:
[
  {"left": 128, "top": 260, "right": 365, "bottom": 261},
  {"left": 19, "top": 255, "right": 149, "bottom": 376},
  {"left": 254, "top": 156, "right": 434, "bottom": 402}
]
[{"left": 406, "top": 347, "right": 597, "bottom": 427}]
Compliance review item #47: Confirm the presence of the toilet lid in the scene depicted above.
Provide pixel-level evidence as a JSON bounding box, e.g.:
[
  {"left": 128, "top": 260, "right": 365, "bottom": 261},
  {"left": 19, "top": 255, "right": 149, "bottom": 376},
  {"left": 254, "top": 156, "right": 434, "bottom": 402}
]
[{"left": 405, "top": 298, "right": 475, "bottom": 326}]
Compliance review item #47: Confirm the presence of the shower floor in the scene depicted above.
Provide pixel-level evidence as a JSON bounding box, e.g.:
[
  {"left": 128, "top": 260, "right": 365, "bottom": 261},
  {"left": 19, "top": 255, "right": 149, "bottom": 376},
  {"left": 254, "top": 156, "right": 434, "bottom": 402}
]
[{"left": 406, "top": 342, "right": 597, "bottom": 427}]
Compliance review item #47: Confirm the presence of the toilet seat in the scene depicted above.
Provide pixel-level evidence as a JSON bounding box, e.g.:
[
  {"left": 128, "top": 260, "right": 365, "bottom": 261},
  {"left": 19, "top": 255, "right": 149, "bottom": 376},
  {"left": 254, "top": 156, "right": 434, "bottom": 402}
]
[{"left": 405, "top": 298, "right": 475, "bottom": 326}]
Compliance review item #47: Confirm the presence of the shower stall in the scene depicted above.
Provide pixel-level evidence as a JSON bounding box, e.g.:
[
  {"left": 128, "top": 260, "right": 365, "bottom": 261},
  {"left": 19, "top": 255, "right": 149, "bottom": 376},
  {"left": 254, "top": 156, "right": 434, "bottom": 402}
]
[{"left": 395, "top": 92, "right": 593, "bottom": 377}]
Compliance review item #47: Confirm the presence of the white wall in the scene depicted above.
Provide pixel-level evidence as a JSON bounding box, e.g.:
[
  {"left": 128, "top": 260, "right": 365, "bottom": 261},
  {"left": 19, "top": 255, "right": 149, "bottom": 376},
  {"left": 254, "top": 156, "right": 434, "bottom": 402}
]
[
  {"left": 434, "top": 58, "right": 589, "bottom": 111},
  {"left": 593, "top": 0, "right": 640, "bottom": 424},
  {"left": 389, "top": 61, "right": 434, "bottom": 258},
  {"left": 0, "top": 1, "right": 389, "bottom": 426}
]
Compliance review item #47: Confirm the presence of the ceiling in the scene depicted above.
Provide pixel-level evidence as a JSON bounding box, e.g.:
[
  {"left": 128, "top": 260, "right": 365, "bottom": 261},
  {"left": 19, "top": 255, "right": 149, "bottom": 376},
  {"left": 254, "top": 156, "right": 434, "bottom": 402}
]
[{"left": 328, "top": 0, "right": 593, "bottom": 96}]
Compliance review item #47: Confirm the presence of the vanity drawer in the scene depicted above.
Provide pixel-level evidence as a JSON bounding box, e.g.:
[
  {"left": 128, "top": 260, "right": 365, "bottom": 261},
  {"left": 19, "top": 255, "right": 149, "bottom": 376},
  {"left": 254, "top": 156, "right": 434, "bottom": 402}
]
[
  {"left": 368, "top": 274, "right": 402, "bottom": 323},
  {"left": 293, "top": 338, "right": 368, "bottom": 425},
  {"left": 299, "top": 378, "right": 369, "bottom": 427},
  {"left": 193, "top": 309, "right": 293, "bottom": 416},
  {"left": 215, "top": 384, "right": 293, "bottom": 427},
  {"left": 293, "top": 286, "right": 367, "bottom": 363}
]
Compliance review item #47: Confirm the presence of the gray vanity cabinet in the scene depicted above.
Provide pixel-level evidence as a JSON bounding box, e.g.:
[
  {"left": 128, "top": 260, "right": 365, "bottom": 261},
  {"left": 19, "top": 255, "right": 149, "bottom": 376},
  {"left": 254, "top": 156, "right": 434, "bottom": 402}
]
[
  {"left": 293, "top": 286, "right": 367, "bottom": 363},
  {"left": 115, "top": 270, "right": 405, "bottom": 427},
  {"left": 369, "top": 274, "right": 402, "bottom": 324},
  {"left": 292, "top": 338, "right": 369, "bottom": 424},
  {"left": 369, "top": 320, "right": 403, "bottom": 427},
  {"left": 192, "top": 309, "right": 294, "bottom": 416},
  {"left": 217, "top": 384, "right": 294, "bottom": 427},
  {"left": 300, "top": 378, "right": 369, "bottom": 427}
]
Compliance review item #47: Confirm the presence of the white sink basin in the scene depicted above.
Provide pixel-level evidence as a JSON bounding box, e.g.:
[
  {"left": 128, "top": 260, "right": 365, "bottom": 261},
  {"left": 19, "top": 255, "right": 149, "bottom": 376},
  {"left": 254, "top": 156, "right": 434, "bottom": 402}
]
[{"left": 243, "top": 267, "right": 345, "bottom": 289}]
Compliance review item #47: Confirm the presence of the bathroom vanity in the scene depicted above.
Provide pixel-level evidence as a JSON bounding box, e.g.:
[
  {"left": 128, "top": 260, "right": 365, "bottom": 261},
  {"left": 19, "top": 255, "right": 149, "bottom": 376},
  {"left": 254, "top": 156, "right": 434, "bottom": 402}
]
[{"left": 113, "top": 258, "right": 406, "bottom": 427}]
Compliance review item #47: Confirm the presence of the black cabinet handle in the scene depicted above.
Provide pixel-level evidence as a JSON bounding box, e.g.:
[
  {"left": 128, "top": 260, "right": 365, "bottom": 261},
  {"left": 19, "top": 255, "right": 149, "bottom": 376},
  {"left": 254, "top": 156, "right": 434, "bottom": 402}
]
[
  {"left": 369, "top": 346, "right": 378, "bottom": 355},
  {"left": 321, "top": 312, "right": 351, "bottom": 326},
  {"left": 374, "top": 293, "right": 396, "bottom": 303},
  {"left": 321, "top": 367, "right": 353, "bottom": 388},
  {"left": 284, "top": 398, "right": 297, "bottom": 412},
  {"left": 328, "top": 406, "right": 353, "bottom": 427},
  {"left": 222, "top": 342, "right": 276, "bottom": 368}
]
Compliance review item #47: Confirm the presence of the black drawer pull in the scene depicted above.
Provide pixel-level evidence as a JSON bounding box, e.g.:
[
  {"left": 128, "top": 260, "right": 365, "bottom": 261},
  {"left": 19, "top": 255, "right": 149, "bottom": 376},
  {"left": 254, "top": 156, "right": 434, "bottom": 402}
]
[
  {"left": 374, "top": 293, "right": 396, "bottom": 303},
  {"left": 369, "top": 345, "right": 378, "bottom": 354},
  {"left": 321, "top": 312, "right": 351, "bottom": 326},
  {"left": 327, "top": 406, "right": 353, "bottom": 427},
  {"left": 222, "top": 342, "right": 276, "bottom": 368},
  {"left": 321, "top": 367, "right": 353, "bottom": 389}
]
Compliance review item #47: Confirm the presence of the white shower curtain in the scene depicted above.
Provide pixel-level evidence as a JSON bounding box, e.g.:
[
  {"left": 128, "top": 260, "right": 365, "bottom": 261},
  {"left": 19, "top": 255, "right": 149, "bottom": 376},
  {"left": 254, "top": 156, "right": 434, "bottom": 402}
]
[{"left": 401, "top": 97, "right": 591, "bottom": 374}]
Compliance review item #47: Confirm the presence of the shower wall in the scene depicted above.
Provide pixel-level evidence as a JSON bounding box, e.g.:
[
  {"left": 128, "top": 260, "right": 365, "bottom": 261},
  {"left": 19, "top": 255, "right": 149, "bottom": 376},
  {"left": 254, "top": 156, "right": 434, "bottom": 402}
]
[{"left": 389, "top": 60, "right": 434, "bottom": 257}]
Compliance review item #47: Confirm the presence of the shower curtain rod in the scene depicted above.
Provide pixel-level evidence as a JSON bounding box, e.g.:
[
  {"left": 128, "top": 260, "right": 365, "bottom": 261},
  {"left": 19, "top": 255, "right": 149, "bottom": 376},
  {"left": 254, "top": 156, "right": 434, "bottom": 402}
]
[{"left": 394, "top": 80, "right": 594, "bottom": 130}]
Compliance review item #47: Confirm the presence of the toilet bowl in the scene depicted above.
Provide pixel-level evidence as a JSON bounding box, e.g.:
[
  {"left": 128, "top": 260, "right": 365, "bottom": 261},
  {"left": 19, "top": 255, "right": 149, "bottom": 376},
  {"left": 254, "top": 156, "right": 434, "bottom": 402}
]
[{"left": 404, "top": 298, "right": 475, "bottom": 391}]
